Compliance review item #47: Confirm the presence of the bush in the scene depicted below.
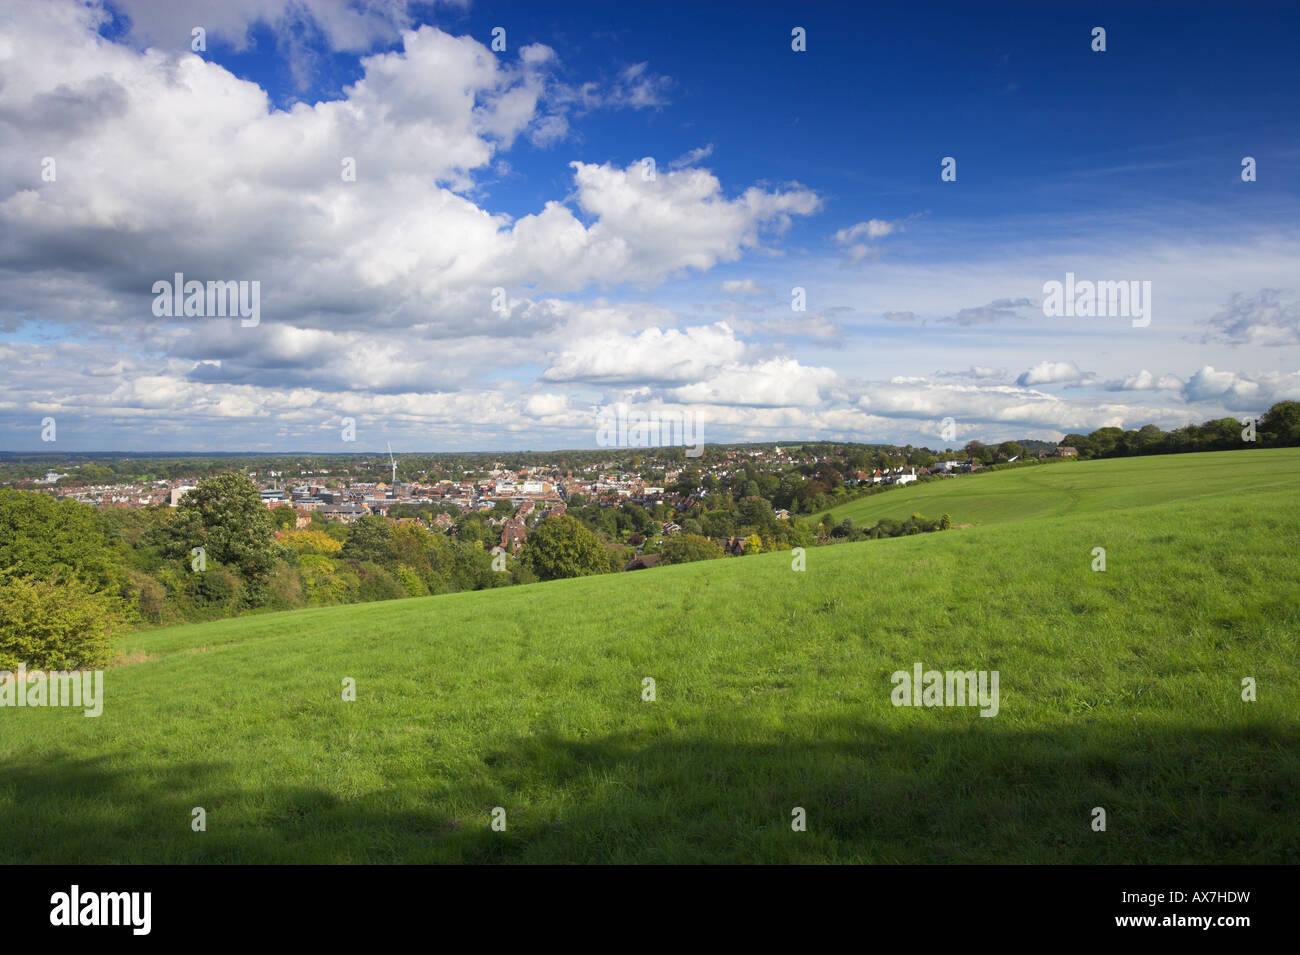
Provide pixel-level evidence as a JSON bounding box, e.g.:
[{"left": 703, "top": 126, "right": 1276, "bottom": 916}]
[
  {"left": 300, "top": 554, "right": 354, "bottom": 605},
  {"left": 393, "top": 564, "right": 429, "bottom": 598},
  {"left": 191, "top": 563, "right": 243, "bottom": 609},
  {"left": 356, "top": 561, "right": 407, "bottom": 602},
  {"left": 0, "top": 571, "right": 125, "bottom": 670},
  {"left": 278, "top": 529, "right": 343, "bottom": 556},
  {"left": 123, "top": 569, "right": 167, "bottom": 624},
  {"left": 266, "top": 564, "right": 306, "bottom": 610}
]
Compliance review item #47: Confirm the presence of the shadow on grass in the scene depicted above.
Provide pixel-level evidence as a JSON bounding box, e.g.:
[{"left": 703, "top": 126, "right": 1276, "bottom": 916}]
[{"left": 1, "top": 717, "right": 1295, "bottom": 863}]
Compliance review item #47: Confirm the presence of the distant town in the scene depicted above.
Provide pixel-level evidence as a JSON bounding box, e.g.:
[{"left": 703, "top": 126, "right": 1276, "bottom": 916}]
[{"left": 2, "top": 438, "right": 1074, "bottom": 537}]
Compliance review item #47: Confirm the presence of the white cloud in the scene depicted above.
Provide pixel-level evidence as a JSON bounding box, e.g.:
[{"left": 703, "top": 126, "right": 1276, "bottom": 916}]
[
  {"left": 542, "top": 322, "right": 746, "bottom": 384},
  {"left": 1103, "top": 369, "right": 1184, "bottom": 392},
  {"left": 1201, "top": 289, "right": 1300, "bottom": 347},
  {"left": 1016, "top": 361, "right": 1090, "bottom": 387},
  {"left": 833, "top": 218, "right": 903, "bottom": 264},
  {"left": 721, "top": 278, "right": 767, "bottom": 295},
  {"left": 0, "top": 10, "right": 819, "bottom": 336},
  {"left": 106, "top": 0, "right": 431, "bottom": 54},
  {"left": 835, "top": 219, "right": 896, "bottom": 243},
  {"left": 670, "top": 144, "right": 714, "bottom": 168},
  {"left": 2, "top": 4, "right": 1298, "bottom": 452},
  {"left": 1180, "top": 366, "right": 1300, "bottom": 409},
  {"left": 672, "top": 357, "right": 838, "bottom": 407}
]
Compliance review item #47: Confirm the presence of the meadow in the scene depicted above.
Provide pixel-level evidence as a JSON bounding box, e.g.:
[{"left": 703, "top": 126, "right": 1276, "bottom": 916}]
[{"left": 1, "top": 448, "right": 1296, "bottom": 863}]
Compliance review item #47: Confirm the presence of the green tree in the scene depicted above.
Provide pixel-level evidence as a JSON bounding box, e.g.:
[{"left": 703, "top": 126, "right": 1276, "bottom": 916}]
[
  {"left": 737, "top": 495, "right": 775, "bottom": 533},
  {"left": 162, "top": 472, "right": 275, "bottom": 599},
  {"left": 995, "top": 441, "right": 1023, "bottom": 460},
  {"left": 1259, "top": 401, "right": 1300, "bottom": 446},
  {"left": 659, "top": 533, "right": 725, "bottom": 565},
  {"left": 341, "top": 515, "right": 395, "bottom": 564},
  {"left": 522, "top": 516, "right": 608, "bottom": 581},
  {"left": 0, "top": 490, "right": 120, "bottom": 591},
  {"left": 270, "top": 506, "right": 297, "bottom": 531}
]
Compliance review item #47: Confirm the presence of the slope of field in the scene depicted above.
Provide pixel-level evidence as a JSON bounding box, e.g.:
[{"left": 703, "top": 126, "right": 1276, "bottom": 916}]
[
  {"left": 827, "top": 449, "right": 1300, "bottom": 530},
  {"left": 1, "top": 449, "right": 1297, "bottom": 864}
]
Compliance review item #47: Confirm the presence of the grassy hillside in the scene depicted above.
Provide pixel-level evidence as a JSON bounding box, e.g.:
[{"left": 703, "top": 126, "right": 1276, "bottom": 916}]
[
  {"left": 1, "top": 448, "right": 1297, "bottom": 863},
  {"left": 827, "top": 449, "right": 1300, "bottom": 530}
]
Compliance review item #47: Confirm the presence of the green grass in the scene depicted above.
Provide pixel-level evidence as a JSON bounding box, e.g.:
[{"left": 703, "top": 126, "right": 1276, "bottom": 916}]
[
  {"left": 827, "top": 449, "right": 1300, "bottom": 530},
  {"left": 2, "top": 448, "right": 1297, "bottom": 863}
]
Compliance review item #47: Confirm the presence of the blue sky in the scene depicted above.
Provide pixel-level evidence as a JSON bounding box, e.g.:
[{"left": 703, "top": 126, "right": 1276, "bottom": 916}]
[{"left": 1, "top": 0, "right": 1297, "bottom": 451}]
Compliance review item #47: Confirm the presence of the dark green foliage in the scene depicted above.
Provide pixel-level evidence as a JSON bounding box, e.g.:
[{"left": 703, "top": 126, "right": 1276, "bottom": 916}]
[
  {"left": 658, "top": 533, "right": 725, "bottom": 565},
  {"left": 522, "top": 516, "right": 608, "bottom": 581},
  {"left": 155, "top": 472, "right": 275, "bottom": 605},
  {"left": 340, "top": 515, "right": 394, "bottom": 564},
  {"left": 0, "top": 489, "right": 120, "bottom": 591}
]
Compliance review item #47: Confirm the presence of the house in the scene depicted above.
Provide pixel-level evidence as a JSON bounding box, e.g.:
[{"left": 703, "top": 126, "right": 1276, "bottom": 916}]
[
  {"left": 719, "top": 536, "right": 746, "bottom": 556},
  {"left": 500, "top": 520, "right": 527, "bottom": 554},
  {"left": 623, "top": 553, "right": 661, "bottom": 572},
  {"left": 320, "top": 503, "right": 367, "bottom": 524},
  {"left": 1055, "top": 446, "right": 1078, "bottom": 457},
  {"left": 294, "top": 508, "right": 311, "bottom": 530}
]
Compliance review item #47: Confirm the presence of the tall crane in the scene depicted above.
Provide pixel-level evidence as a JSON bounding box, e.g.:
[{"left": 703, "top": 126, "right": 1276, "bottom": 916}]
[{"left": 387, "top": 442, "right": 397, "bottom": 492}]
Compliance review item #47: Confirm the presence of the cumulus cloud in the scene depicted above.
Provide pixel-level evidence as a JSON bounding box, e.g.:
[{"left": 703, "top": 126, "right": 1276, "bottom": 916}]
[
  {"left": 1179, "top": 366, "right": 1300, "bottom": 410},
  {"left": 1103, "top": 369, "right": 1184, "bottom": 392},
  {"left": 541, "top": 322, "right": 746, "bottom": 385},
  {"left": 2, "top": 3, "right": 1295, "bottom": 453},
  {"left": 672, "top": 357, "right": 838, "bottom": 407},
  {"left": 1016, "top": 361, "right": 1094, "bottom": 387},
  {"left": 107, "top": 0, "right": 428, "bottom": 54},
  {"left": 0, "top": 8, "right": 819, "bottom": 338}
]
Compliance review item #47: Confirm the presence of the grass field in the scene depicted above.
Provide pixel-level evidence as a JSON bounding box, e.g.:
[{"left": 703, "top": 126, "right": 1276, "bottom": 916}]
[
  {"left": 2, "top": 448, "right": 1297, "bottom": 863},
  {"left": 826, "top": 449, "right": 1300, "bottom": 530}
]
